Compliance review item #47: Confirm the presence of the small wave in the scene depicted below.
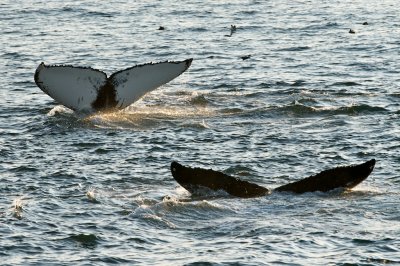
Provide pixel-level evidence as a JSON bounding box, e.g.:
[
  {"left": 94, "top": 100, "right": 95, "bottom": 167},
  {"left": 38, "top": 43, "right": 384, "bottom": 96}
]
[
  {"left": 142, "top": 214, "right": 177, "bottom": 229},
  {"left": 296, "top": 97, "right": 319, "bottom": 105},
  {"left": 10, "top": 164, "right": 38, "bottom": 173},
  {"left": 66, "top": 234, "right": 99, "bottom": 248},
  {"left": 219, "top": 107, "right": 245, "bottom": 115},
  {"left": 86, "top": 11, "right": 114, "bottom": 18},
  {"left": 341, "top": 188, "right": 385, "bottom": 198},
  {"left": 330, "top": 81, "right": 362, "bottom": 87},
  {"left": 211, "top": 83, "right": 237, "bottom": 90},
  {"left": 275, "top": 102, "right": 316, "bottom": 116},
  {"left": 47, "top": 105, "right": 74, "bottom": 117},
  {"left": 43, "top": 106, "right": 92, "bottom": 131},
  {"left": 136, "top": 193, "right": 228, "bottom": 217},
  {"left": 274, "top": 80, "right": 306, "bottom": 87},
  {"left": 235, "top": 10, "right": 258, "bottom": 15},
  {"left": 352, "top": 238, "right": 376, "bottom": 245},
  {"left": 189, "top": 188, "right": 231, "bottom": 199},
  {"left": 224, "top": 165, "right": 254, "bottom": 177},
  {"left": 94, "top": 147, "right": 115, "bottom": 154},
  {"left": 125, "top": 103, "right": 214, "bottom": 118},
  {"left": 189, "top": 94, "right": 209, "bottom": 106},
  {"left": 86, "top": 189, "right": 100, "bottom": 203},
  {"left": 188, "top": 27, "right": 208, "bottom": 32},
  {"left": 185, "top": 261, "right": 217, "bottom": 266},
  {"left": 12, "top": 197, "right": 24, "bottom": 219},
  {"left": 338, "top": 104, "right": 388, "bottom": 114},
  {"left": 366, "top": 258, "right": 399, "bottom": 265},
  {"left": 326, "top": 22, "right": 339, "bottom": 27},
  {"left": 275, "top": 102, "right": 388, "bottom": 116},
  {"left": 130, "top": 200, "right": 177, "bottom": 228},
  {"left": 84, "top": 104, "right": 215, "bottom": 130},
  {"left": 258, "top": 82, "right": 274, "bottom": 88},
  {"left": 181, "top": 119, "right": 210, "bottom": 129},
  {"left": 61, "top": 7, "right": 77, "bottom": 12},
  {"left": 70, "top": 140, "right": 101, "bottom": 148},
  {"left": 3, "top": 52, "right": 23, "bottom": 59},
  {"left": 277, "top": 46, "right": 311, "bottom": 52}
]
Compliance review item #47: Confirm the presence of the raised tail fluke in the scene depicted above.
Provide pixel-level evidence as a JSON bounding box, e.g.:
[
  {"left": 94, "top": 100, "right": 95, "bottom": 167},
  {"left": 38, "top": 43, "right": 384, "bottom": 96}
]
[
  {"left": 170, "top": 161, "right": 270, "bottom": 198},
  {"left": 34, "top": 59, "right": 193, "bottom": 113},
  {"left": 170, "top": 159, "right": 375, "bottom": 198},
  {"left": 34, "top": 63, "right": 108, "bottom": 112},
  {"left": 274, "top": 159, "right": 376, "bottom": 193},
  {"left": 111, "top": 59, "right": 192, "bottom": 110}
]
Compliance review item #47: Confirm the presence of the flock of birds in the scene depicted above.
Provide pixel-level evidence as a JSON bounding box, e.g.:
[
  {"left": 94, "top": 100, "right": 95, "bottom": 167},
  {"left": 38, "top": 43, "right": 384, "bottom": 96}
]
[
  {"left": 159, "top": 23, "right": 369, "bottom": 58},
  {"left": 158, "top": 24, "right": 251, "bottom": 60}
]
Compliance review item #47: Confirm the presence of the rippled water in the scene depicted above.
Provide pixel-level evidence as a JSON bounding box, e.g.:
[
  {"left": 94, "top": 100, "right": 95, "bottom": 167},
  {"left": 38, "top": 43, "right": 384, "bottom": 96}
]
[{"left": 1, "top": 1, "right": 400, "bottom": 265}]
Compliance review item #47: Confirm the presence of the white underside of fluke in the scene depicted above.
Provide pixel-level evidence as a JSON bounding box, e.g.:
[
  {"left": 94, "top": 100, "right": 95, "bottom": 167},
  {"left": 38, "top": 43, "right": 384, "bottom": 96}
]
[{"left": 34, "top": 59, "right": 192, "bottom": 113}]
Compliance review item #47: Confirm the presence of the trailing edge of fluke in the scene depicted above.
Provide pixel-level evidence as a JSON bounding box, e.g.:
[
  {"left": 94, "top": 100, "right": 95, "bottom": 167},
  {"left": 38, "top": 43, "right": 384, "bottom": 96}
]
[
  {"left": 34, "top": 59, "right": 193, "bottom": 113},
  {"left": 170, "top": 159, "right": 376, "bottom": 198}
]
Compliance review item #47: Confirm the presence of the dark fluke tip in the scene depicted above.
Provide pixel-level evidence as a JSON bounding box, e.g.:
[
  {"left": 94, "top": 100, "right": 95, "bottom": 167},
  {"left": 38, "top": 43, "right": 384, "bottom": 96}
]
[
  {"left": 185, "top": 58, "right": 193, "bottom": 69},
  {"left": 275, "top": 159, "right": 376, "bottom": 194},
  {"left": 349, "top": 29, "right": 356, "bottom": 34},
  {"left": 241, "top": 55, "right": 251, "bottom": 60},
  {"left": 362, "top": 22, "right": 368, "bottom": 25},
  {"left": 158, "top": 26, "right": 165, "bottom": 30},
  {"left": 171, "top": 161, "right": 181, "bottom": 172},
  {"left": 365, "top": 159, "right": 376, "bottom": 171}
]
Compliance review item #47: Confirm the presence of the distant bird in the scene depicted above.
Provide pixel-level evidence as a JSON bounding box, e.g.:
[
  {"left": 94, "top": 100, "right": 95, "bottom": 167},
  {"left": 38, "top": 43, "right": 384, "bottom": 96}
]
[
  {"left": 241, "top": 55, "right": 251, "bottom": 60},
  {"left": 230, "top": 25, "right": 237, "bottom": 34},
  {"left": 225, "top": 24, "right": 237, "bottom": 37},
  {"left": 362, "top": 22, "right": 368, "bottom": 25},
  {"left": 349, "top": 29, "right": 356, "bottom": 34},
  {"left": 158, "top": 26, "right": 165, "bottom": 30}
]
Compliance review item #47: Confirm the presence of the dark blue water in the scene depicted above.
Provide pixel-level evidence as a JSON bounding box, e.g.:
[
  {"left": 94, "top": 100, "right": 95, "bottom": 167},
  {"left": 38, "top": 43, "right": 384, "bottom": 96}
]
[{"left": 1, "top": 1, "right": 399, "bottom": 265}]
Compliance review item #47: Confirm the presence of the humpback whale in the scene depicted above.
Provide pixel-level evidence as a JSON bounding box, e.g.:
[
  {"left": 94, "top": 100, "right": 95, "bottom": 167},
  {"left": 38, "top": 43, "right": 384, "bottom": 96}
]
[
  {"left": 171, "top": 161, "right": 270, "bottom": 198},
  {"left": 34, "top": 59, "right": 192, "bottom": 113},
  {"left": 170, "top": 159, "right": 375, "bottom": 198}
]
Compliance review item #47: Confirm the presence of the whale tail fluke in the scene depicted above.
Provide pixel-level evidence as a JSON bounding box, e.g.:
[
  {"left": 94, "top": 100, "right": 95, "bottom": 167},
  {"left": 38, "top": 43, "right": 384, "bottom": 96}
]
[
  {"left": 34, "top": 59, "right": 193, "bottom": 113},
  {"left": 171, "top": 161, "right": 270, "bottom": 198},
  {"left": 275, "top": 159, "right": 375, "bottom": 193},
  {"left": 170, "top": 159, "right": 375, "bottom": 198}
]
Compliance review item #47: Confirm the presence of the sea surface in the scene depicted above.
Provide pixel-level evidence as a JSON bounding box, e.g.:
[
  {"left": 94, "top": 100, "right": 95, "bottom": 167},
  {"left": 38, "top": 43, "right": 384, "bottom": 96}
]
[{"left": 1, "top": 1, "right": 399, "bottom": 265}]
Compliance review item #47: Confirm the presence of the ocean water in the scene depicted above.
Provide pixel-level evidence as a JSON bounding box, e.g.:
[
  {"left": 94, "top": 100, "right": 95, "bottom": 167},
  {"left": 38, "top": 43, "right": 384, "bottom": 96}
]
[{"left": 1, "top": 0, "right": 399, "bottom": 265}]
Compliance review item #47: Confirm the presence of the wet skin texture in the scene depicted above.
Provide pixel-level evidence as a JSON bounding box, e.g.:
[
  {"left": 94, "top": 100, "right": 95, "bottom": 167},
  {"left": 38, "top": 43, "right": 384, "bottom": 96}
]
[
  {"left": 171, "top": 161, "right": 270, "bottom": 198},
  {"left": 171, "top": 159, "right": 376, "bottom": 198}
]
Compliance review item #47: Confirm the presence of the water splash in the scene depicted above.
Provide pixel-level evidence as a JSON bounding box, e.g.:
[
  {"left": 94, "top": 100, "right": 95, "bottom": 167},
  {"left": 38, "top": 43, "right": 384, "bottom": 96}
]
[{"left": 12, "top": 197, "right": 23, "bottom": 219}]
